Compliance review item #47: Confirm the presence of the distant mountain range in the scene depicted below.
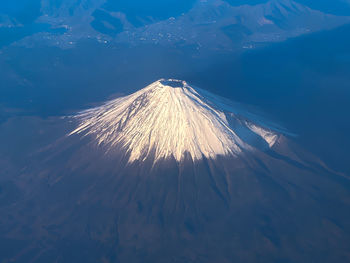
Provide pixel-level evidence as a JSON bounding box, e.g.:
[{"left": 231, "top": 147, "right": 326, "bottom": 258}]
[
  {"left": 1, "top": 0, "right": 350, "bottom": 51},
  {"left": 113, "top": 0, "right": 350, "bottom": 51}
]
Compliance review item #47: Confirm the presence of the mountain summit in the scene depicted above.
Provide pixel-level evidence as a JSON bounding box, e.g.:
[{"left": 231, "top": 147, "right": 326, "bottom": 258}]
[{"left": 69, "top": 79, "right": 282, "bottom": 163}]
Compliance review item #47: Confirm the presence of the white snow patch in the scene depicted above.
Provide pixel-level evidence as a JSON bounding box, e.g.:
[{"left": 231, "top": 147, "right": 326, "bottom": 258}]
[{"left": 246, "top": 123, "right": 278, "bottom": 147}]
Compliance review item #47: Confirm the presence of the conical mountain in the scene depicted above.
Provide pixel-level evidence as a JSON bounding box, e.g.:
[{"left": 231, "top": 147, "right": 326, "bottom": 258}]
[
  {"left": 1, "top": 80, "right": 350, "bottom": 263},
  {"left": 69, "top": 79, "right": 283, "bottom": 164}
]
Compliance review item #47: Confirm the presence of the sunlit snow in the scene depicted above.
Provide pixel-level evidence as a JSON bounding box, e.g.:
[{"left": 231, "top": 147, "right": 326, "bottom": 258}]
[{"left": 69, "top": 79, "right": 281, "bottom": 163}]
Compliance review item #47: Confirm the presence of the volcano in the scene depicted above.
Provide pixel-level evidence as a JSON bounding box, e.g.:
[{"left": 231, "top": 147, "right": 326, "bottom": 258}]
[
  {"left": 1, "top": 80, "right": 350, "bottom": 263},
  {"left": 69, "top": 79, "right": 283, "bottom": 163}
]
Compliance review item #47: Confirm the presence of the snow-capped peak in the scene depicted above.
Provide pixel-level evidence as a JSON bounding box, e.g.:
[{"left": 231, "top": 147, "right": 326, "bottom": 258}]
[{"left": 69, "top": 79, "right": 281, "bottom": 163}]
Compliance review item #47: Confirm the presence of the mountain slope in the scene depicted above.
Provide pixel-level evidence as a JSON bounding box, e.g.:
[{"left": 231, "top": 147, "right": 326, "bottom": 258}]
[{"left": 0, "top": 80, "right": 350, "bottom": 263}]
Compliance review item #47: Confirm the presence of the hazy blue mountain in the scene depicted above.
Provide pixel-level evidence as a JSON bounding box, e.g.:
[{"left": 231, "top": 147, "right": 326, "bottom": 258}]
[
  {"left": 113, "top": 0, "right": 350, "bottom": 51},
  {"left": 1, "top": 0, "right": 350, "bottom": 51},
  {"left": 0, "top": 80, "right": 349, "bottom": 263}
]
